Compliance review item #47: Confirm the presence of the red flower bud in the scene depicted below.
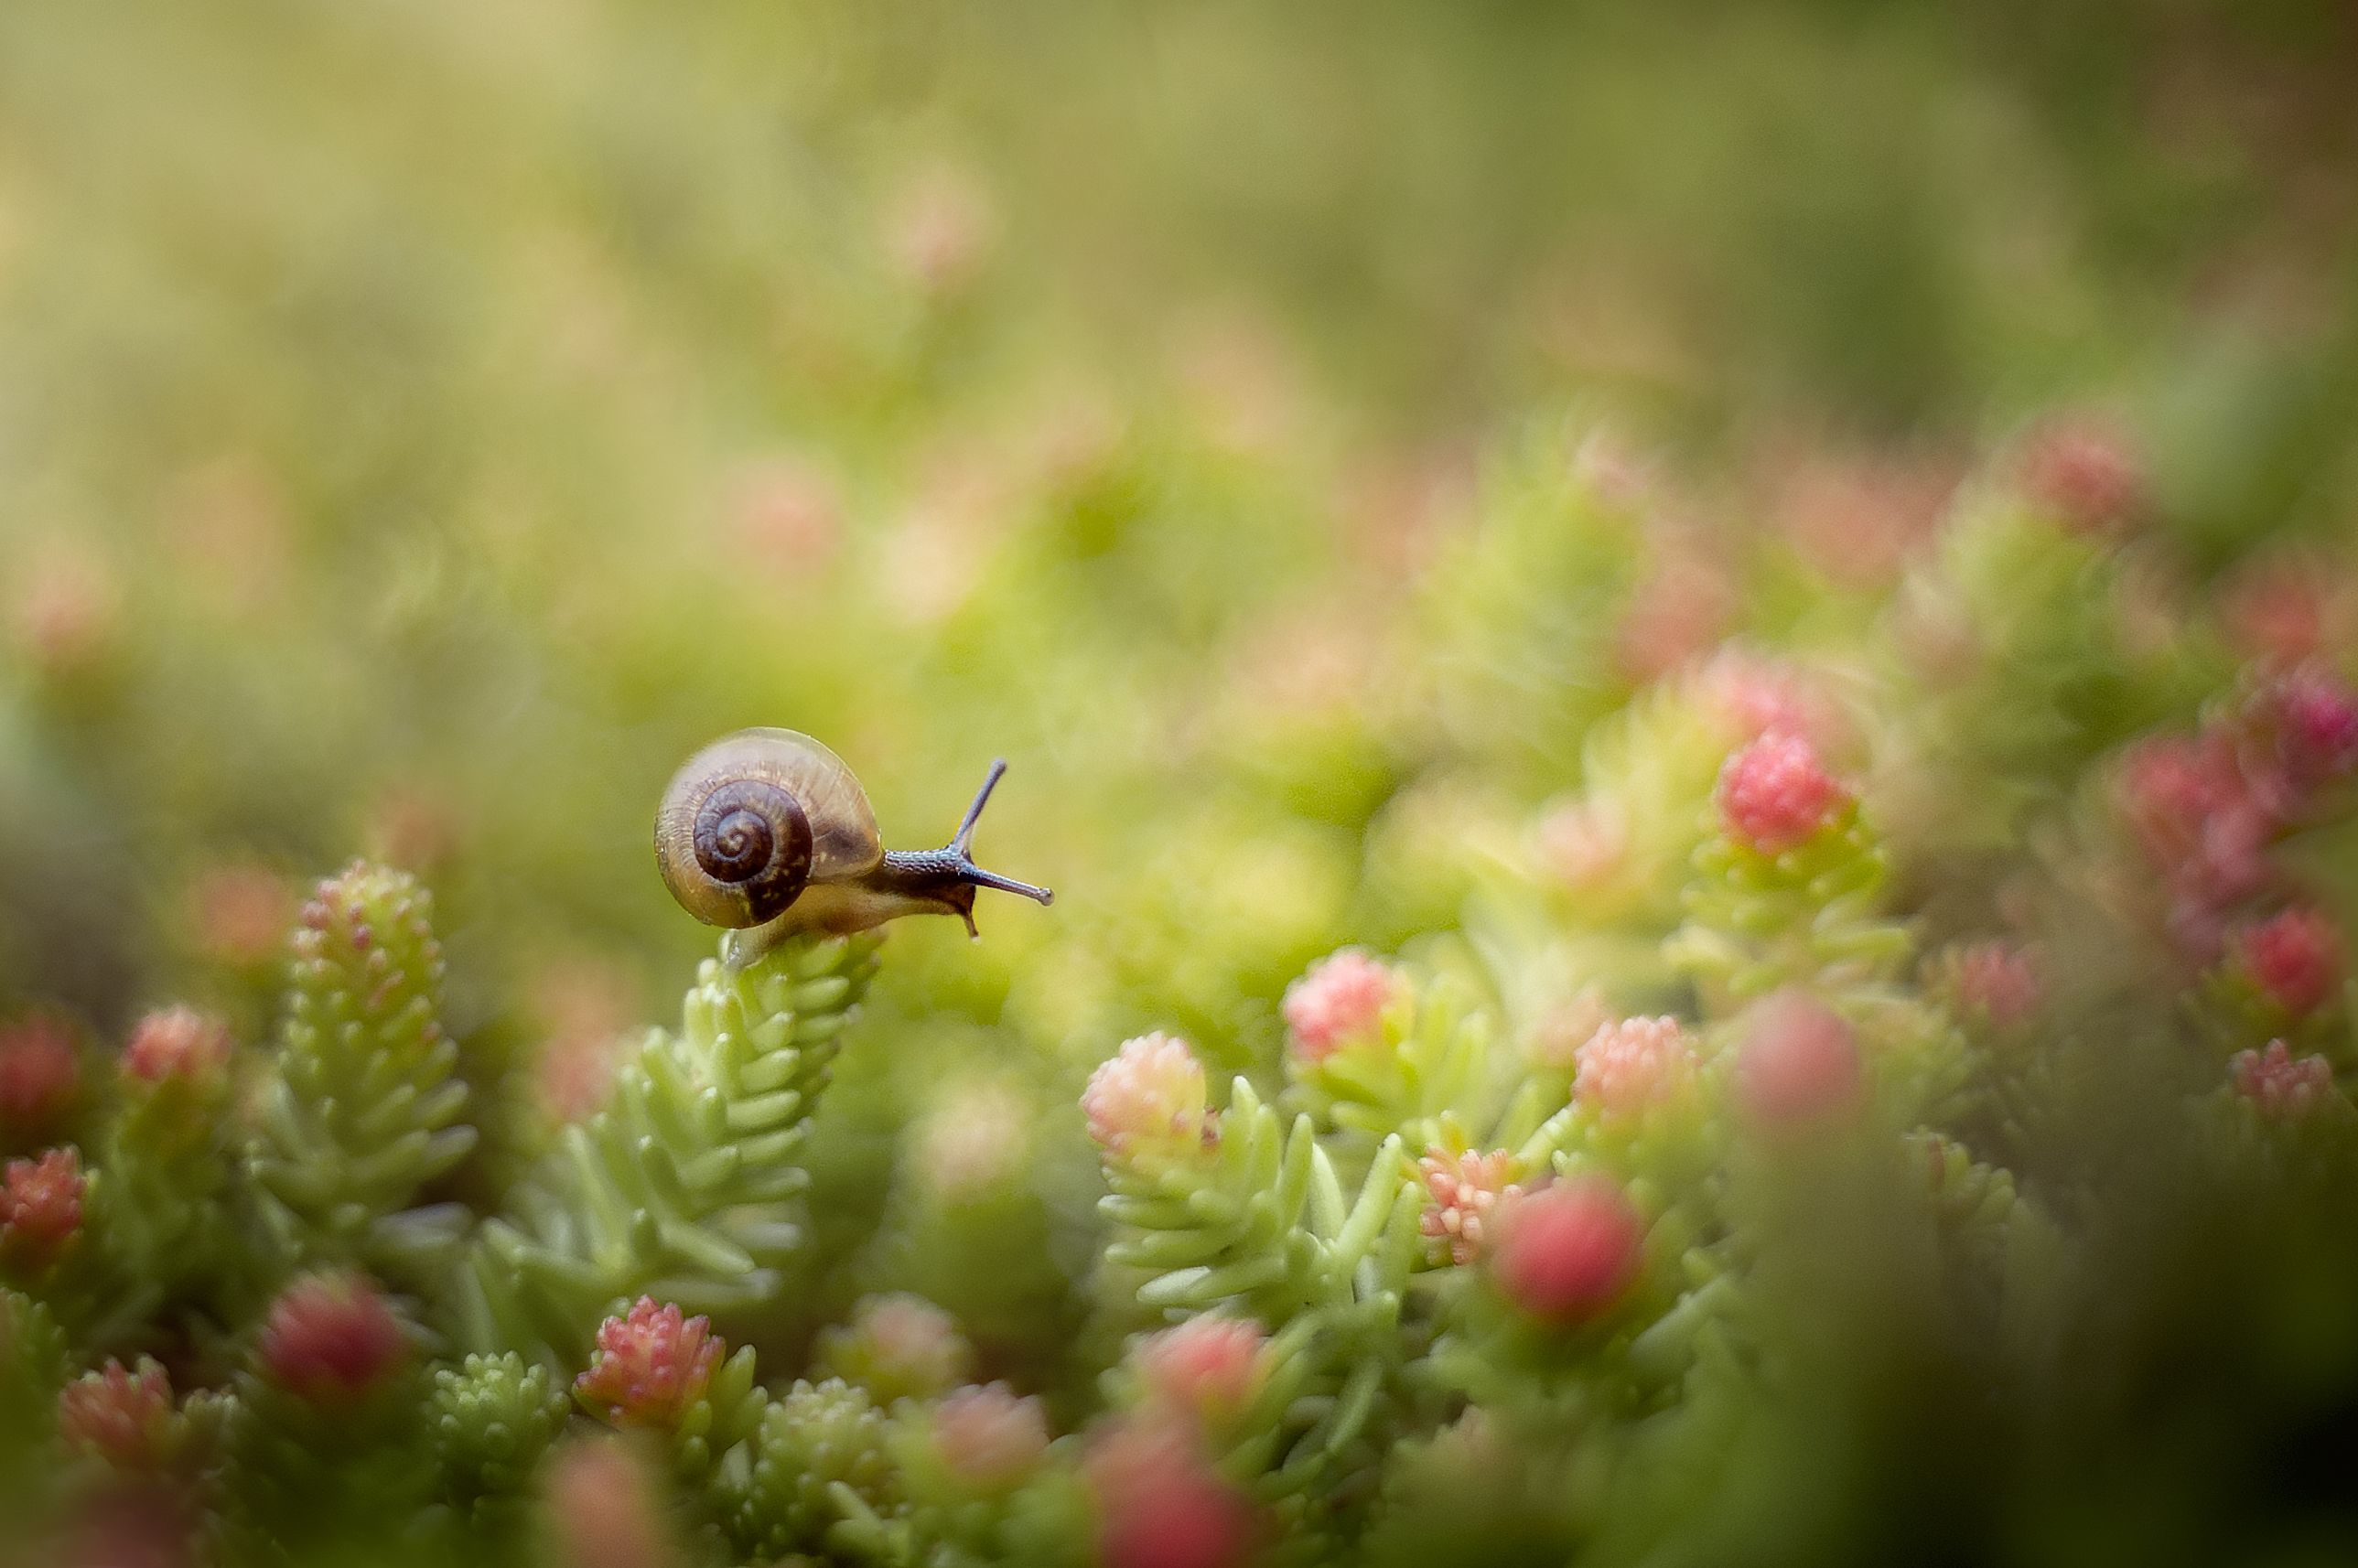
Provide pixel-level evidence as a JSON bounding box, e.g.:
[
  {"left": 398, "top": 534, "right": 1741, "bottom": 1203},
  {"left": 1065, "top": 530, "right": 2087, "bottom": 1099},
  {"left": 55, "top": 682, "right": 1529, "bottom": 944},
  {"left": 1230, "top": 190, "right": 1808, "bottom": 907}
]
[
  {"left": 1086, "top": 1418, "right": 1257, "bottom": 1568},
  {"left": 0, "top": 1012, "right": 82, "bottom": 1141},
  {"left": 1490, "top": 1177, "right": 1643, "bottom": 1325},
  {"left": 2236, "top": 907, "right": 2342, "bottom": 1019},
  {"left": 256, "top": 1273, "right": 409, "bottom": 1402}
]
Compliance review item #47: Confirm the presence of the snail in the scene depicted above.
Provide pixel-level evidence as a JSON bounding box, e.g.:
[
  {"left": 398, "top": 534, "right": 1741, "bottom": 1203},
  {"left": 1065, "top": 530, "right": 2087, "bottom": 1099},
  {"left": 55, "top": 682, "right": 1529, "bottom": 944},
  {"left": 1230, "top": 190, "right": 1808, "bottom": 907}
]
[{"left": 655, "top": 728, "right": 1052, "bottom": 952}]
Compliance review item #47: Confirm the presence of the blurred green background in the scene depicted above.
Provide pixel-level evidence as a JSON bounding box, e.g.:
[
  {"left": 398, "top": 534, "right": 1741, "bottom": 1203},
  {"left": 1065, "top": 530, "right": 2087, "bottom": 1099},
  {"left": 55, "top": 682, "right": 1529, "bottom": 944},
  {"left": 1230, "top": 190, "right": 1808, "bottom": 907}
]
[{"left": 3, "top": 0, "right": 2356, "bottom": 1219}]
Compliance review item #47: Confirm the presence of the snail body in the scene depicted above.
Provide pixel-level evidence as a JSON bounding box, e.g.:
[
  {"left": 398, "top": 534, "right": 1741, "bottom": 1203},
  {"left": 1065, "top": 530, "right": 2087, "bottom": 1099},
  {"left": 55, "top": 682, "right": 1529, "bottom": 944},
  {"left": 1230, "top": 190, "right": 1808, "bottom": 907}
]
[{"left": 656, "top": 728, "right": 1051, "bottom": 947}]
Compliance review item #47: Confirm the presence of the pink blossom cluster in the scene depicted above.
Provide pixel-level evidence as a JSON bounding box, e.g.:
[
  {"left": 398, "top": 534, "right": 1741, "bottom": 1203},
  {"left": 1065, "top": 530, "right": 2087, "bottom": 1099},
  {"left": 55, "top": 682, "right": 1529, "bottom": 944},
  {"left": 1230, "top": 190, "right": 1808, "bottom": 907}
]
[
  {"left": 58, "top": 1359, "right": 177, "bottom": 1469},
  {"left": 1717, "top": 732, "right": 1850, "bottom": 854},
  {"left": 1083, "top": 1033, "right": 1215, "bottom": 1165},
  {"left": 1281, "top": 949, "right": 1402, "bottom": 1061},
  {"left": 1, "top": 1148, "right": 85, "bottom": 1270},
  {"left": 2121, "top": 667, "right": 2358, "bottom": 957},
  {"left": 1572, "top": 1015, "right": 1696, "bottom": 1122},
  {"left": 575, "top": 1298, "right": 723, "bottom": 1429},
  {"left": 2229, "top": 1040, "right": 2335, "bottom": 1120},
  {"left": 1417, "top": 1149, "right": 1526, "bottom": 1266}
]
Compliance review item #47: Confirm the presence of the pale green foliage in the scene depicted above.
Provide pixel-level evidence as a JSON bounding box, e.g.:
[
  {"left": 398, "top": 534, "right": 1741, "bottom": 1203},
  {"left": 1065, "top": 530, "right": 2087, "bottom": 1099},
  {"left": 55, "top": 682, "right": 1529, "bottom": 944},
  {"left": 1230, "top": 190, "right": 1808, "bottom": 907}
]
[
  {"left": 429, "top": 1351, "right": 567, "bottom": 1512},
  {"left": 458, "top": 931, "right": 880, "bottom": 1364},
  {"left": 248, "top": 863, "right": 476, "bottom": 1282}
]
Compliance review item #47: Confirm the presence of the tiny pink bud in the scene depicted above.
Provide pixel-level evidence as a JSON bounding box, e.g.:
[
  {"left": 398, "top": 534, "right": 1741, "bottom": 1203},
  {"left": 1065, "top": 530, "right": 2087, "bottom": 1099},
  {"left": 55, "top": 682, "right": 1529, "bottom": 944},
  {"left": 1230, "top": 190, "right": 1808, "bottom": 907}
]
[
  {"left": 184, "top": 863, "right": 295, "bottom": 970},
  {"left": 1491, "top": 1178, "right": 1643, "bottom": 1325},
  {"left": 257, "top": 1273, "right": 409, "bottom": 1402},
  {"left": 1613, "top": 557, "right": 1737, "bottom": 684},
  {"left": 123, "top": 1007, "right": 233, "bottom": 1084},
  {"left": 1083, "top": 1034, "right": 1214, "bottom": 1165},
  {"left": 1736, "top": 991, "right": 1864, "bottom": 1126},
  {"left": 1716, "top": 733, "right": 1849, "bottom": 854},
  {"left": 576, "top": 1298, "right": 723, "bottom": 1429},
  {"left": 544, "top": 1436, "right": 676, "bottom": 1568},
  {"left": 913, "top": 1079, "right": 1029, "bottom": 1198},
  {"left": 2117, "top": 735, "right": 2272, "bottom": 912},
  {"left": 1943, "top": 941, "right": 2043, "bottom": 1031},
  {"left": 1086, "top": 1418, "right": 1258, "bottom": 1568},
  {"left": 1417, "top": 1149, "right": 1526, "bottom": 1266},
  {"left": 2235, "top": 907, "right": 2342, "bottom": 1018},
  {"left": 58, "top": 1358, "right": 176, "bottom": 1468},
  {"left": 1281, "top": 949, "right": 1402, "bottom": 1062},
  {"left": 1573, "top": 1016, "right": 1696, "bottom": 1122},
  {"left": 1695, "top": 649, "right": 1847, "bottom": 753},
  {"left": 2229, "top": 1040, "right": 2336, "bottom": 1120},
  {"left": 933, "top": 1382, "right": 1050, "bottom": 1489},
  {"left": 2257, "top": 666, "right": 2358, "bottom": 796},
  {"left": 824, "top": 1293, "right": 973, "bottom": 1402},
  {"left": 2223, "top": 557, "right": 2354, "bottom": 670},
  {"left": 1, "top": 1147, "right": 85, "bottom": 1268},
  {"left": 1534, "top": 800, "right": 1628, "bottom": 892},
  {"left": 0, "top": 1012, "right": 81, "bottom": 1139},
  {"left": 1134, "top": 1316, "right": 1269, "bottom": 1425},
  {"left": 2019, "top": 417, "right": 2142, "bottom": 534}
]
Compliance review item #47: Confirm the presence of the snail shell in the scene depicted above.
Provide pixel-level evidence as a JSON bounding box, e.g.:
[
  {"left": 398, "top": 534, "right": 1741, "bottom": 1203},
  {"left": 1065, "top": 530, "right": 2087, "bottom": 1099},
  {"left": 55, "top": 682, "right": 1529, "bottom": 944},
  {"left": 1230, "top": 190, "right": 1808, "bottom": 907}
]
[{"left": 654, "top": 728, "right": 881, "bottom": 929}]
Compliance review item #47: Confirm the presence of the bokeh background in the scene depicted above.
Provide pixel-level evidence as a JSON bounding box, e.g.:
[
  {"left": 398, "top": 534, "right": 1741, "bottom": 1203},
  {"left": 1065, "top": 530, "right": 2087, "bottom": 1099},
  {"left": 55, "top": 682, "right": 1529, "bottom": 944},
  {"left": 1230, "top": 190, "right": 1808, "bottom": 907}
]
[{"left": 5, "top": 0, "right": 2358, "bottom": 1435}]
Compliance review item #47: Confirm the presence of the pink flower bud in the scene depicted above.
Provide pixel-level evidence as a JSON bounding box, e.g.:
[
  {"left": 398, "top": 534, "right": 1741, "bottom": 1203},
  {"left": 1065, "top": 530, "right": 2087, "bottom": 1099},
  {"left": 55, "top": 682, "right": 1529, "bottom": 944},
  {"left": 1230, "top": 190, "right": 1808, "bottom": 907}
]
[
  {"left": 2019, "top": 417, "right": 2143, "bottom": 534},
  {"left": 576, "top": 1299, "right": 722, "bottom": 1429},
  {"left": 1573, "top": 1016, "right": 1696, "bottom": 1122},
  {"left": 824, "top": 1293, "right": 972, "bottom": 1402},
  {"left": 1085, "top": 1418, "right": 1258, "bottom": 1568},
  {"left": 1083, "top": 1034, "right": 1214, "bottom": 1165},
  {"left": 1, "top": 1147, "right": 85, "bottom": 1268},
  {"left": 2117, "top": 735, "right": 2271, "bottom": 914},
  {"left": 0, "top": 1012, "right": 81, "bottom": 1140},
  {"left": 2229, "top": 1040, "right": 2336, "bottom": 1120},
  {"left": 912, "top": 1079, "right": 1029, "bottom": 1198},
  {"left": 1534, "top": 800, "right": 1628, "bottom": 892},
  {"left": 1736, "top": 991, "right": 1864, "bottom": 1126},
  {"left": 1942, "top": 941, "right": 2043, "bottom": 1031},
  {"left": 1490, "top": 1178, "right": 1643, "bottom": 1325},
  {"left": 1716, "top": 733, "right": 1849, "bottom": 854},
  {"left": 1281, "top": 950, "right": 1401, "bottom": 1062},
  {"left": 1695, "top": 649, "right": 1848, "bottom": 754},
  {"left": 1133, "top": 1316, "right": 1270, "bottom": 1424},
  {"left": 2235, "top": 907, "right": 2342, "bottom": 1018},
  {"left": 58, "top": 1358, "right": 175, "bottom": 1468},
  {"left": 933, "top": 1382, "right": 1050, "bottom": 1489},
  {"left": 2256, "top": 666, "right": 2358, "bottom": 797},
  {"left": 123, "top": 1007, "right": 232, "bottom": 1084},
  {"left": 1417, "top": 1149, "right": 1526, "bottom": 1266},
  {"left": 544, "top": 1436, "right": 676, "bottom": 1568},
  {"left": 184, "top": 863, "right": 295, "bottom": 970},
  {"left": 1613, "top": 554, "right": 1737, "bottom": 683},
  {"left": 256, "top": 1273, "right": 409, "bottom": 1402}
]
